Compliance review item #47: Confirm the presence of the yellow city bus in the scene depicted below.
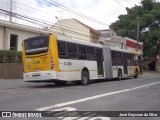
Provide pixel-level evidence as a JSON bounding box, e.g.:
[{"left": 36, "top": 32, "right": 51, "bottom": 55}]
[{"left": 22, "top": 34, "right": 142, "bottom": 85}]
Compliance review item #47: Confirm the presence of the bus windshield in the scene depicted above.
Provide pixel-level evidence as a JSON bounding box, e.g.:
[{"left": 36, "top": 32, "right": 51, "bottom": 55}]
[{"left": 24, "top": 35, "right": 49, "bottom": 55}]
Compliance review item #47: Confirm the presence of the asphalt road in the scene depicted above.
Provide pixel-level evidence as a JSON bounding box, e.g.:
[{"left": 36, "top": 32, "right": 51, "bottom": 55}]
[{"left": 0, "top": 70, "right": 160, "bottom": 120}]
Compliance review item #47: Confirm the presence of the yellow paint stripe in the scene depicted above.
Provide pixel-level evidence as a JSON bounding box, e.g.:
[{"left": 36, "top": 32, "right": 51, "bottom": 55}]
[{"left": 59, "top": 70, "right": 97, "bottom": 72}]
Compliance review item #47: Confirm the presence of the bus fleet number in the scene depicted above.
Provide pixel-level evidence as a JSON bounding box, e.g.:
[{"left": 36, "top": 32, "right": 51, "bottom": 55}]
[{"left": 64, "top": 62, "right": 72, "bottom": 66}]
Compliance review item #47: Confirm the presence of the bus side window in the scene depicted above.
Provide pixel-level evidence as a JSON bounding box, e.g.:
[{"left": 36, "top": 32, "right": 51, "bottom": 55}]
[
  {"left": 112, "top": 51, "right": 117, "bottom": 66},
  {"left": 58, "top": 41, "right": 67, "bottom": 59},
  {"left": 130, "top": 54, "right": 134, "bottom": 66},
  {"left": 67, "top": 42, "right": 78, "bottom": 59},
  {"left": 116, "top": 52, "right": 122, "bottom": 65},
  {"left": 78, "top": 44, "right": 87, "bottom": 60},
  {"left": 87, "top": 47, "right": 95, "bottom": 60},
  {"left": 127, "top": 54, "right": 131, "bottom": 66}
]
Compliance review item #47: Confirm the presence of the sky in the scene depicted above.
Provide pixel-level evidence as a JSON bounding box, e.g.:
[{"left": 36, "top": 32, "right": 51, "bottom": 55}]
[{"left": 0, "top": 0, "right": 142, "bottom": 30}]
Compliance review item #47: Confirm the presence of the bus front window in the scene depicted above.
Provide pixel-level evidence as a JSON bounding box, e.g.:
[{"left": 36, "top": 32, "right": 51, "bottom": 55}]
[{"left": 24, "top": 35, "right": 49, "bottom": 55}]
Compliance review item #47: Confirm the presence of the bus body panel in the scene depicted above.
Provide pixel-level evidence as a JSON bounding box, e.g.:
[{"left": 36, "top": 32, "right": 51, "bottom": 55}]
[
  {"left": 23, "top": 52, "right": 51, "bottom": 73},
  {"left": 57, "top": 59, "right": 98, "bottom": 81},
  {"left": 103, "top": 46, "right": 113, "bottom": 79},
  {"left": 127, "top": 66, "right": 135, "bottom": 76},
  {"left": 112, "top": 66, "right": 124, "bottom": 78},
  {"left": 50, "top": 35, "right": 60, "bottom": 72}
]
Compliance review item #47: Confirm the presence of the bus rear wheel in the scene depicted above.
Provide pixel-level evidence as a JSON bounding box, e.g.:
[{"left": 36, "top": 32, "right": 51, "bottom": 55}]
[
  {"left": 117, "top": 69, "right": 122, "bottom": 80},
  {"left": 77, "top": 71, "right": 89, "bottom": 85}
]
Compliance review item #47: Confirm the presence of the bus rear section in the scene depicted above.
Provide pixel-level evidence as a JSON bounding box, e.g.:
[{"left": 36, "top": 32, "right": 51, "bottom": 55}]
[
  {"left": 22, "top": 35, "right": 57, "bottom": 82},
  {"left": 103, "top": 47, "right": 142, "bottom": 80}
]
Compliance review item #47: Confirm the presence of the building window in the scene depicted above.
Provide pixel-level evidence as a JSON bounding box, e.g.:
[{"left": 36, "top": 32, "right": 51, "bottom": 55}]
[{"left": 10, "top": 34, "right": 18, "bottom": 50}]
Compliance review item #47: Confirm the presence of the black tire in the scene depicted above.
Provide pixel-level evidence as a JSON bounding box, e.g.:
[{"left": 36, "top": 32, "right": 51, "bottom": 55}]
[
  {"left": 134, "top": 69, "right": 138, "bottom": 78},
  {"left": 117, "top": 69, "right": 122, "bottom": 80},
  {"left": 77, "top": 71, "right": 89, "bottom": 85}
]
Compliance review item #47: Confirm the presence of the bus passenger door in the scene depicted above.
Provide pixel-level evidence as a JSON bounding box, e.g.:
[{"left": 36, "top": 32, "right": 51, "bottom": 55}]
[
  {"left": 95, "top": 49, "right": 104, "bottom": 77},
  {"left": 122, "top": 53, "right": 128, "bottom": 74}
]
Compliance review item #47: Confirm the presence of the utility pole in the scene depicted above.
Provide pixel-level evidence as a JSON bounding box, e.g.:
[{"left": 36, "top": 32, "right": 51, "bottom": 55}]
[
  {"left": 10, "top": 0, "right": 13, "bottom": 22},
  {"left": 55, "top": 16, "right": 64, "bottom": 34},
  {"left": 136, "top": 17, "right": 139, "bottom": 52},
  {"left": 57, "top": 10, "right": 63, "bottom": 20}
]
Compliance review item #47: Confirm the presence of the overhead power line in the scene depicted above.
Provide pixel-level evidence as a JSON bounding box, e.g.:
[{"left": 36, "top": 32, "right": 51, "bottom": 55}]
[
  {"left": 12, "top": 0, "right": 55, "bottom": 21},
  {"left": 0, "top": 0, "right": 101, "bottom": 34},
  {"left": 0, "top": 9, "right": 93, "bottom": 38},
  {"left": 43, "top": 0, "right": 109, "bottom": 26},
  {"left": 113, "top": 0, "right": 126, "bottom": 8},
  {"left": 125, "top": 0, "right": 133, "bottom": 7}
]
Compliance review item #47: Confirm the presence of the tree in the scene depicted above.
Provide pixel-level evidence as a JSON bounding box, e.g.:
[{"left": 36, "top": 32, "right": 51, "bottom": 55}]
[{"left": 110, "top": 0, "right": 160, "bottom": 63}]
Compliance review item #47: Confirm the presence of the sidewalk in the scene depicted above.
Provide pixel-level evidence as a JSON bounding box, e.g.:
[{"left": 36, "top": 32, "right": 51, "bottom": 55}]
[{"left": 143, "top": 69, "right": 160, "bottom": 74}]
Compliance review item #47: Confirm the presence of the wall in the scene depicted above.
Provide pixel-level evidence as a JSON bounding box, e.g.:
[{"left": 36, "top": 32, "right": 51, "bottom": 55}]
[
  {"left": 6, "top": 28, "right": 41, "bottom": 51},
  {"left": 51, "top": 19, "right": 90, "bottom": 42},
  {"left": 142, "top": 61, "right": 149, "bottom": 69},
  {"left": 156, "top": 60, "right": 160, "bottom": 71},
  {"left": 0, "top": 26, "right": 4, "bottom": 50},
  {"left": 0, "top": 63, "right": 23, "bottom": 79},
  {"left": 100, "top": 36, "right": 123, "bottom": 48},
  {"left": 125, "top": 37, "right": 143, "bottom": 54},
  {"left": 0, "top": 20, "right": 48, "bottom": 51},
  {"left": 99, "top": 29, "right": 116, "bottom": 39},
  {"left": 90, "top": 31, "right": 99, "bottom": 43}
]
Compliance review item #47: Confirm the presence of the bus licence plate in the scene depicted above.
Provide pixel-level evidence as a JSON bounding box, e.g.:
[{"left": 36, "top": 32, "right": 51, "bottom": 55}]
[{"left": 32, "top": 73, "right": 41, "bottom": 77}]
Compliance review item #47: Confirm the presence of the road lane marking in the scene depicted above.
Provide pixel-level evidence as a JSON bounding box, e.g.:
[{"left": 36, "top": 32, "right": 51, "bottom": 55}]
[
  {"left": 62, "top": 117, "right": 110, "bottom": 120},
  {"left": 53, "top": 107, "right": 77, "bottom": 111},
  {"left": 50, "top": 107, "right": 111, "bottom": 120},
  {"left": 36, "top": 81, "right": 160, "bottom": 111}
]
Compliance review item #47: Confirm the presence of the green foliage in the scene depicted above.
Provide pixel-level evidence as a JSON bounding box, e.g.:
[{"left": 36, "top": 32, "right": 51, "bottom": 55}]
[
  {"left": 0, "top": 50, "right": 22, "bottom": 63},
  {"left": 110, "top": 0, "right": 160, "bottom": 58}
]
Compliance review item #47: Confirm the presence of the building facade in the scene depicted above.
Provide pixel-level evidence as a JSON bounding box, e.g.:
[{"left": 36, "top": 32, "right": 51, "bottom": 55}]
[
  {"left": 99, "top": 29, "right": 116, "bottom": 39},
  {"left": 99, "top": 29, "right": 124, "bottom": 49},
  {"left": 124, "top": 37, "right": 143, "bottom": 54},
  {"left": 50, "top": 18, "right": 100, "bottom": 43},
  {"left": 99, "top": 30, "right": 143, "bottom": 54},
  {"left": 0, "top": 20, "right": 48, "bottom": 51}
]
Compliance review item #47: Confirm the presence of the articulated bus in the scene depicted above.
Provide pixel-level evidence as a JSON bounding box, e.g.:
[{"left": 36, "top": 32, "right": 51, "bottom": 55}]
[{"left": 22, "top": 34, "right": 142, "bottom": 85}]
